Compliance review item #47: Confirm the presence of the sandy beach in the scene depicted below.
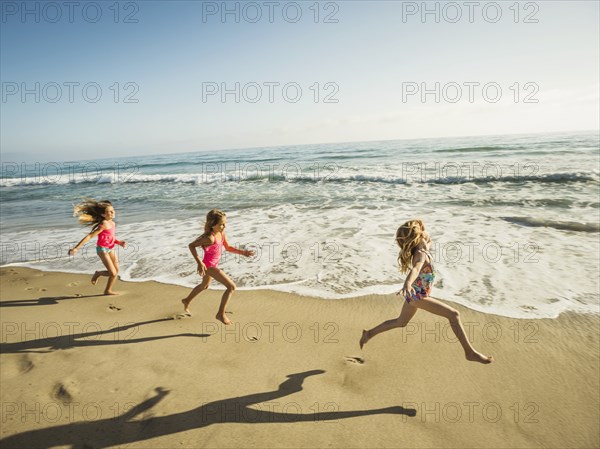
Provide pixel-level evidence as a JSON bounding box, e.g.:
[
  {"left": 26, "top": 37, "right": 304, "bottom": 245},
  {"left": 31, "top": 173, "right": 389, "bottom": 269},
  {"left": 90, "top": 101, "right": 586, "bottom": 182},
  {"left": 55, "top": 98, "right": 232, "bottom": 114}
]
[
  {"left": 3, "top": 0, "right": 599, "bottom": 447},
  {"left": 0, "top": 266, "right": 597, "bottom": 449}
]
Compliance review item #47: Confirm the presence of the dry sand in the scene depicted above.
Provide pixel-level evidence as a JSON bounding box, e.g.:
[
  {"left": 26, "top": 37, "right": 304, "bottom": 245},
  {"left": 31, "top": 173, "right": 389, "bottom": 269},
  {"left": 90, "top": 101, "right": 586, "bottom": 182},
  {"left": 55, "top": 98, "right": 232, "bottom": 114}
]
[{"left": 0, "top": 267, "right": 598, "bottom": 449}]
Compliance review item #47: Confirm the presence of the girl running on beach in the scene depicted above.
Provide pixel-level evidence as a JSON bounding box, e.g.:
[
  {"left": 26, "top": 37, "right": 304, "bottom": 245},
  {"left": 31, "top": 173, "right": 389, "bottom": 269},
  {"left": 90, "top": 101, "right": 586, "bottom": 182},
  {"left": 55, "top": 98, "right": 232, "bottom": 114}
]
[
  {"left": 68, "top": 199, "right": 126, "bottom": 295},
  {"left": 359, "top": 219, "right": 493, "bottom": 364},
  {"left": 181, "top": 209, "right": 254, "bottom": 325}
]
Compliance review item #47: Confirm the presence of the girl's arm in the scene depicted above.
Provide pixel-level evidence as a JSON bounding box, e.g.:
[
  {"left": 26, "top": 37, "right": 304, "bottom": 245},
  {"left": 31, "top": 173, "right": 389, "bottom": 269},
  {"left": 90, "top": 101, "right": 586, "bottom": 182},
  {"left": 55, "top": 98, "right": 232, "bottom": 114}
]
[
  {"left": 399, "top": 251, "right": 426, "bottom": 297},
  {"left": 222, "top": 233, "right": 254, "bottom": 257},
  {"left": 188, "top": 234, "right": 211, "bottom": 275},
  {"left": 69, "top": 226, "right": 104, "bottom": 256}
]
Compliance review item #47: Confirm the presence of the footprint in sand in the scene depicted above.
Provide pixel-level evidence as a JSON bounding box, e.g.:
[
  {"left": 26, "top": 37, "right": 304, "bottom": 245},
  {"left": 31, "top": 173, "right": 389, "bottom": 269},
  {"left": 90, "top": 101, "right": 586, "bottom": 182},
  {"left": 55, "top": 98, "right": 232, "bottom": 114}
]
[
  {"left": 108, "top": 304, "right": 122, "bottom": 311},
  {"left": 52, "top": 381, "right": 78, "bottom": 403},
  {"left": 38, "top": 288, "right": 47, "bottom": 292},
  {"left": 25, "top": 287, "right": 34, "bottom": 291},
  {"left": 173, "top": 313, "right": 192, "bottom": 320},
  {"left": 67, "top": 282, "right": 80, "bottom": 287},
  {"left": 246, "top": 336, "right": 259, "bottom": 341},
  {"left": 19, "top": 355, "right": 34, "bottom": 374},
  {"left": 344, "top": 356, "right": 365, "bottom": 365},
  {"left": 4, "top": 355, "right": 35, "bottom": 379}
]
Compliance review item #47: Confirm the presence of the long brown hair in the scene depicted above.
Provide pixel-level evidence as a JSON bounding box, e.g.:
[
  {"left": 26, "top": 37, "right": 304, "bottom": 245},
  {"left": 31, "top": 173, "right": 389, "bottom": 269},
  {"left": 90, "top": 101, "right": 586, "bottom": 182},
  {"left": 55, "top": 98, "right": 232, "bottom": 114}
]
[
  {"left": 395, "top": 219, "right": 427, "bottom": 273},
  {"left": 202, "top": 209, "right": 226, "bottom": 236},
  {"left": 72, "top": 199, "right": 113, "bottom": 232}
]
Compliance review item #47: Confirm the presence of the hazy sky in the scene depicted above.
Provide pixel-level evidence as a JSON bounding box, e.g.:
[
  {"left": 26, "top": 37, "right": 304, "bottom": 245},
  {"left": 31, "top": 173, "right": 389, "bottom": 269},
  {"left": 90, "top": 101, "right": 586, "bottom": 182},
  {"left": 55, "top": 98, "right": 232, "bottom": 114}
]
[{"left": 1, "top": 0, "right": 598, "bottom": 161}]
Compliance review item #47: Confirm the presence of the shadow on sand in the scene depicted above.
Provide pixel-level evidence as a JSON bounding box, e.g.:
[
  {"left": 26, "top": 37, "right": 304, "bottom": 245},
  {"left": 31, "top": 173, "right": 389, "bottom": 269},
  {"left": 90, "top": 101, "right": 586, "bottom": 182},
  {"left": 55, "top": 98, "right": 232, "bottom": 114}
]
[
  {"left": 0, "top": 294, "right": 106, "bottom": 308},
  {"left": 1, "top": 318, "right": 209, "bottom": 354},
  {"left": 0, "top": 370, "right": 416, "bottom": 449}
]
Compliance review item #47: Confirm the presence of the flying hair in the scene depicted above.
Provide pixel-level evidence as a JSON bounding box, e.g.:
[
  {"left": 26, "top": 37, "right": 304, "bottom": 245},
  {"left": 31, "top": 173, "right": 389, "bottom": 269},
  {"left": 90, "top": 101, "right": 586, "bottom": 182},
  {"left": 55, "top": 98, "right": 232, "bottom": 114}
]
[{"left": 72, "top": 199, "right": 113, "bottom": 232}]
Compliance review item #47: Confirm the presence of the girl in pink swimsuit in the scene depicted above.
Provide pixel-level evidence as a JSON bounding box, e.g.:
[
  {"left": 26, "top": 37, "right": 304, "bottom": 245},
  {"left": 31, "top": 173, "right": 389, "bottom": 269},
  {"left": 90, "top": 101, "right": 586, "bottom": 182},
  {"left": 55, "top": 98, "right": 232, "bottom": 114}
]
[
  {"left": 181, "top": 209, "right": 254, "bottom": 325},
  {"left": 69, "top": 199, "right": 127, "bottom": 295},
  {"left": 359, "top": 219, "right": 493, "bottom": 364}
]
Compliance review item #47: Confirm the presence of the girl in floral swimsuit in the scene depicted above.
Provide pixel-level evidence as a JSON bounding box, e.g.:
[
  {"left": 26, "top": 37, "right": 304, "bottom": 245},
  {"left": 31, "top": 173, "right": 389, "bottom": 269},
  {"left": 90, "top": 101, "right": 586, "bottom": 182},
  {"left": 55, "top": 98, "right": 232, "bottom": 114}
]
[{"left": 359, "top": 219, "right": 493, "bottom": 364}]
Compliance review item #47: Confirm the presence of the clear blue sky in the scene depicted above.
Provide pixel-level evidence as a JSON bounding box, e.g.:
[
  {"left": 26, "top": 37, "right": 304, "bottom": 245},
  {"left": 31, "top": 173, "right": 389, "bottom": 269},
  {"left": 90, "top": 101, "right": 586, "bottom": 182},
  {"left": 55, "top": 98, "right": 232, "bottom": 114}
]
[{"left": 1, "top": 0, "right": 598, "bottom": 161}]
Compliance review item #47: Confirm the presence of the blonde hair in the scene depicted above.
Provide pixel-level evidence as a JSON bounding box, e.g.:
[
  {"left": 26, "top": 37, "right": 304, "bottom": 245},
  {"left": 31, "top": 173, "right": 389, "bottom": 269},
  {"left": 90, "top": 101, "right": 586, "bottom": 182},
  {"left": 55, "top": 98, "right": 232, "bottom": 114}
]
[
  {"left": 203, "top": 209, "right": 226, "bottom": 236},
  {"left": 396, "top": 219, "right": 427, "bottom": 273},
  {"left": 72, "top": 199, "right": 113, "bottom": 232}
]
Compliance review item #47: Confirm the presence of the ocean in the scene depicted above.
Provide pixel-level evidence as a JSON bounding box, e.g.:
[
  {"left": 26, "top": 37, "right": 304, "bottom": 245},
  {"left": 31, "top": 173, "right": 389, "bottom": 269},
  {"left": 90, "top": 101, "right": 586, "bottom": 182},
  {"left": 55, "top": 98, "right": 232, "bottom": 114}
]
[{"left": 1, "top": 130, "right": 599, "bottom": 318}]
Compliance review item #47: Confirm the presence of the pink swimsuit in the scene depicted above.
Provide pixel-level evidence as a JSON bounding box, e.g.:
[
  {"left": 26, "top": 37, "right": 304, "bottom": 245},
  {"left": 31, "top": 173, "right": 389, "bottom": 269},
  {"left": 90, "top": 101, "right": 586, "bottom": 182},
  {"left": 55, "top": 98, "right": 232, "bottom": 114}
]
[
  {"left": 202, "top": 233, "right": 223, "bottom": 268},
  {"left": 97, "top": 224, "right": 116, "bottom": 249}
]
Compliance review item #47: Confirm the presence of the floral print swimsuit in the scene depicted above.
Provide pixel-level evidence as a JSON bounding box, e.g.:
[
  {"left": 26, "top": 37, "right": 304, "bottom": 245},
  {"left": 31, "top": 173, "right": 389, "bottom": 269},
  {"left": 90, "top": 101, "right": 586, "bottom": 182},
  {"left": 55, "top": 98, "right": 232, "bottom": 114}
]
[{"left": 405, "top": 249, "right": 435, "bottom": 303}]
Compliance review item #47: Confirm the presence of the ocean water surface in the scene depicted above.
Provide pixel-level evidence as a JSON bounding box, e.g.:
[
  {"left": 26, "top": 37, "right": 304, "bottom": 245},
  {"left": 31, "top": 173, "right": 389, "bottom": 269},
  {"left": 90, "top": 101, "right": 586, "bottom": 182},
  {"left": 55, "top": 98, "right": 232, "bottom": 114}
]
[{"left": 1, "top": 130, "right": 599, "bottom": 318}]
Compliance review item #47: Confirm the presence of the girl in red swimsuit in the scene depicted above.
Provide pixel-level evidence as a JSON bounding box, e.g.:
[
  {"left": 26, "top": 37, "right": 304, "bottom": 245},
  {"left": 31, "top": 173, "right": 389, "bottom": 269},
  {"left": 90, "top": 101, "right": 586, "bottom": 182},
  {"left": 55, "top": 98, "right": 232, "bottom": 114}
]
[
  {"left": 359, "top": 219, "right": 493, "bottom": 364},
  {"left": 181, "top": 209, "right": 254, "bottom": 325},
  {"left": 69, "top": 199, "right": 127, "bottom": 295}
]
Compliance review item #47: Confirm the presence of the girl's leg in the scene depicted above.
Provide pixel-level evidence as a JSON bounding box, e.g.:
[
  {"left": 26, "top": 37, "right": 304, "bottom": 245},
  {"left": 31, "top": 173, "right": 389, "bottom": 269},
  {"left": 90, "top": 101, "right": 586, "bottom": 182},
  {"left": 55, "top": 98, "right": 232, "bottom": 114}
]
[
  {"left": 182, "top": 275, "right": 212, "bottom": 314},
  {"left": 360, "top": 300, "right": 418, "bottom": 349},
  {"left": 97, "top": 251, "right": 119, "bottom": 295},
  {"left": 107, "top": 250, "right": 120, "bottom": 294},
  {"left": 206, "top": 267, "right": 236, "bottom": 325},
  {"left": 91, "top": 269, "right": 108, "bottom": 285},
  {"left": 91, "top": 250, "right": 109, "bottom": 285},
  {"left": 412, "top": 296, "right": 493, "bottom": 364}
]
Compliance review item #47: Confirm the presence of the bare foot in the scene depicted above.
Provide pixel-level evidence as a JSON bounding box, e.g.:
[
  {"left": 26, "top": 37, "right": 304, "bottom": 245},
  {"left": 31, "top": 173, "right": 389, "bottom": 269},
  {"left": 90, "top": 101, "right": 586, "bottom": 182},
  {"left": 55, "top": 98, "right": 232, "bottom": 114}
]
[
  {"left": 91, "top": 271, "right": 100, "bottom": 285},
  {"left": 104, "top": 290, "right": 119, "bottom": 296},
  {"left": 216, "top": 314, "right": 232, "bottom": 325},
  {"left": 466, "top": 351, "right": 494, "bottom": 364},
  {"left": 359, "top": 329, "right": 370, "bottom": 350},
  {"left": 181, "top": 298, "right": 191, "bottom": 315}
]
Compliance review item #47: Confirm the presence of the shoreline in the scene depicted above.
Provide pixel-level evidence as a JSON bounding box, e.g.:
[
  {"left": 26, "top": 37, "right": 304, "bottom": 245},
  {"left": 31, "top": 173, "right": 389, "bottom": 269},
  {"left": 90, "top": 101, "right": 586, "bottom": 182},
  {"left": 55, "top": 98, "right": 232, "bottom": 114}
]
[
  {"left": 3, "top": 263, "right": 595, "bottom": 320},
  {"left": 1, "top": 266, "right": 599, "bottom": 448}
]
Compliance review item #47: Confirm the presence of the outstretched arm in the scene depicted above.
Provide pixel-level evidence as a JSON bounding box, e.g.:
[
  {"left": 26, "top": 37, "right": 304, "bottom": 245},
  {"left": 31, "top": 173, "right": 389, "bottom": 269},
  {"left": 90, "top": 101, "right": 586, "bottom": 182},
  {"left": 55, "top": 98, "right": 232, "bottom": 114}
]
[
  {"left": 69, "top": 226, "right": 104, "bottom": 256},
  {"left": 223, "top": 233, "right": 254, "bottom": 257}
]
